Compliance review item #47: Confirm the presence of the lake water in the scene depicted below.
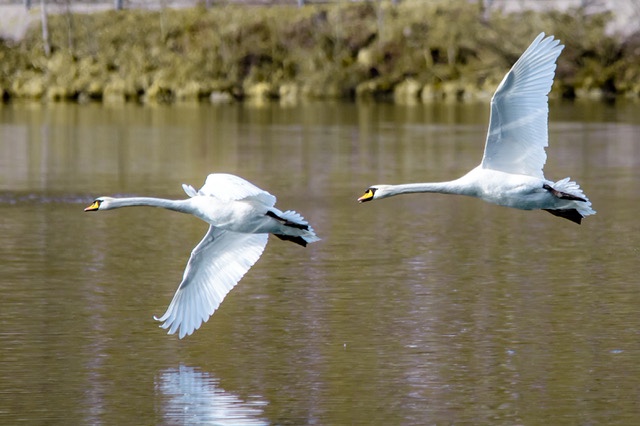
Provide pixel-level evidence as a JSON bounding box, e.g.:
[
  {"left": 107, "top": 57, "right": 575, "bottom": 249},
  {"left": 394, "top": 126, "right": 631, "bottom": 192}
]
[{"left": 1, "top": 100, "right": 639, "bottom": 424}]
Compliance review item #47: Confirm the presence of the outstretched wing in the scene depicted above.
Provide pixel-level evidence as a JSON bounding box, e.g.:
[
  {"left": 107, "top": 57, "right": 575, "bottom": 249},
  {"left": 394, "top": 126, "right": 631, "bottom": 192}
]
[
  {"left": 480, "top": 33, "right": 564, "bottom": 179},
  {"left": 198, "top": 173, "right": 276, "bottom": 206},
  {"left": 154, "top": 226, "right": 269, "bottom": 338}
]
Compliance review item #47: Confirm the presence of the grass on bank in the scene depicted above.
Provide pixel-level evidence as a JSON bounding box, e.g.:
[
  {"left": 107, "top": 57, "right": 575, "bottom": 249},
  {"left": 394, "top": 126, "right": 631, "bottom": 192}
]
[{"left": 0, "top": 0, "right": 638, "bottom": 103}]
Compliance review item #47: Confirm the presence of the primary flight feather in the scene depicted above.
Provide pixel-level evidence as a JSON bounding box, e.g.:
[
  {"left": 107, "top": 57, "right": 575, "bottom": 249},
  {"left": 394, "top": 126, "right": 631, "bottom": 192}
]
[
  {"left": 358, "top": 33, "right": 595, "bottom": 224},
  {"left": 85, "top": 173, "right": 319, "bottom": 338}
]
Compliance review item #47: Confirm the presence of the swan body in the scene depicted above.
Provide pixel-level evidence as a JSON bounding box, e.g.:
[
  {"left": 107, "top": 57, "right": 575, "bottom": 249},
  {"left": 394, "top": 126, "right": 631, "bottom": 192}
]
[
  {"left": 358, "top": 33, "right": 595, "bottom": 224},
  {"left": 85, "top": 173, "right": 319, "bottom": 338}
]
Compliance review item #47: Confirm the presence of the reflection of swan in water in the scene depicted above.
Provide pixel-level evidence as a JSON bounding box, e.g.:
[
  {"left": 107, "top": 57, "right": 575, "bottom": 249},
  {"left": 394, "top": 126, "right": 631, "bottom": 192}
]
[{"left": 157, "top": 364, "right": 268, "bottom": 425}]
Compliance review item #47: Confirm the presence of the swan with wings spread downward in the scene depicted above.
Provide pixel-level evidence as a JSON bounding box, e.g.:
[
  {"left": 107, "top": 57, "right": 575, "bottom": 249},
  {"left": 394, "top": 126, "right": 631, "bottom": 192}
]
[{"left": 85, "top": 173, "right": 319, "bottom": 338}]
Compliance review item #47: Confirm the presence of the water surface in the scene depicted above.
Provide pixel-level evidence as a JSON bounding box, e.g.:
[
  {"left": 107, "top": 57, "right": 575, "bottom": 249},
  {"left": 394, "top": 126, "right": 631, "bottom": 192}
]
[{"left": 1, "top": 100, "right": 639, "bottom": 424}]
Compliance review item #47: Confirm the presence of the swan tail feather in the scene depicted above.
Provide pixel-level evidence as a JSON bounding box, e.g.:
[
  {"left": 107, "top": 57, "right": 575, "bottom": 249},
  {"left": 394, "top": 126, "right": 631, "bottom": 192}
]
[
  {"left": 265, "top": 210, "right": 308, "bottom": 230},
  {"left": 266, "top": 210, "right": 320, "bottom": 246},
  {"left": 544, "top": 177, "right": 596, "bottom": 221},
  {"left": 280, "top": 210, "right": 321, "bottom": 245}
]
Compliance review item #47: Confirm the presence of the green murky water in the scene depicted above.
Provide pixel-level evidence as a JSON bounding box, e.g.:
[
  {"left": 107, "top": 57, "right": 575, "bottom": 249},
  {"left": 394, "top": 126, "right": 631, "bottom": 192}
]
[{"left": 1, "top": 100, "right": 639, "bottom": 424}]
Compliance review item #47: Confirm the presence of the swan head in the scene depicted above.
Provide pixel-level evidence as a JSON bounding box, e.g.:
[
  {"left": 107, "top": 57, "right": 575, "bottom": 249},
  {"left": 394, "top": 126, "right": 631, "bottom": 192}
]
[
  {"left": 84, "top": 197, "right": 114, "bottom": 211},
  {"left": 357, "top": 185, "right": 392, "bottom": 203}
]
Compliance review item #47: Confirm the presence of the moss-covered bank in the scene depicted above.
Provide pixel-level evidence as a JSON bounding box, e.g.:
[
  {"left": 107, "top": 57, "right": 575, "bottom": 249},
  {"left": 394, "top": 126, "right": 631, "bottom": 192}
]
[{"left": 0, "top": 0, "right": 638, "bottom": 104}]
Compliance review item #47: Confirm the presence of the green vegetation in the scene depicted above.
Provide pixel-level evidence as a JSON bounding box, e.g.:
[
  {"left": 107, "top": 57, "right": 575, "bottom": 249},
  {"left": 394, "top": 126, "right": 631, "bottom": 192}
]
[{"left": 0, "top": 0, "right": 638, "bottom": 103}]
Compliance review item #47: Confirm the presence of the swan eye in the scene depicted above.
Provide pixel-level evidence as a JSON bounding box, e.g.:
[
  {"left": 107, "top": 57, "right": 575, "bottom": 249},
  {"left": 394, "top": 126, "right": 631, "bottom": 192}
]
[{"left": 84, "top": 200, "right": 102, "bottom": 211}]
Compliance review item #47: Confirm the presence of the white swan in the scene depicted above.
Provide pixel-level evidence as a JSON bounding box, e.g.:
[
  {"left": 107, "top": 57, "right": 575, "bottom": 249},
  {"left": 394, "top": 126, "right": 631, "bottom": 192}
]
[
  {"left": 358, "top": 33, "right": 595, "bottom": 224},
  {"left": 85, "top": 173, "right": 319, "bottom": 338}
]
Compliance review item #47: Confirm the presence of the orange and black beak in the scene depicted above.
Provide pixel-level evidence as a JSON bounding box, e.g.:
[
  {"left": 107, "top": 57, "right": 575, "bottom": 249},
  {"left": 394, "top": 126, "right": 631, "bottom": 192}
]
[
  {"left": 357, "top": 189, "right": 375, "bottom": 203},
  {"left": 84, "top": 200, "right": 101, "bottom": 211}
]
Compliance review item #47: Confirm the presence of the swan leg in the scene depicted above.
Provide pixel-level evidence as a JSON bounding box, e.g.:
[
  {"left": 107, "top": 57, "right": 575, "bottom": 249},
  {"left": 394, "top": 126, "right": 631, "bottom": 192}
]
[
  {"left": 542, "top": 184, "right": 587, "bottom": 202},
  {"left": 265, "top": 210, "right": 309, "bottom": 230},
  {"left": 274, "top": 234, "right": 308, "bottom": 247},
  {"left": 543, "top": 208, "right": 583, "bottom": 224}
]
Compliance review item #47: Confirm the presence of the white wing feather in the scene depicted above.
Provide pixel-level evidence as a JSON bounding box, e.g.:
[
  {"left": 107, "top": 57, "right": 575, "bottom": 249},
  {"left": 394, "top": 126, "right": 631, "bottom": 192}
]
[
  {"left": 182, "top": 184, "right": 198, "bottom": 198},
  {"left": 199, "top": 173, "right": 277, "bottom": 206},
  {"left": 154, "top": 226, "right": 269, "bottom": 338},
  {"left": 481, "top": 33, "right": 564, "bottom": 178}
]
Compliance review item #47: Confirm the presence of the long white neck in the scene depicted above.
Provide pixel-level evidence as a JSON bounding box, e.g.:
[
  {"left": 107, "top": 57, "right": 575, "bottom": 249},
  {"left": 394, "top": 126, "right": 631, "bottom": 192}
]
[
  {"left": 102, "top": 197, "right": 192, "bottom": 214},
  {"left": 378, "top": 179, "right": 474, "bottom": 199}
]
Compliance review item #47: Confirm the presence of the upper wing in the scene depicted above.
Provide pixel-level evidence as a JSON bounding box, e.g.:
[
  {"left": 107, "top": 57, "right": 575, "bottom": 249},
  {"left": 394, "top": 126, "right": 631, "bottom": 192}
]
[
  {"left": 198, "top": 173, "right": 276, "bottom": 206},
  {"left": 182, "top": 183, "right": 198, "bottom": 198},
  {"left": 480, "top": 33, "right": 564, "bottom": 178},
  {"left": 154, "top": 226, "right": 269, "bottom": 338}
]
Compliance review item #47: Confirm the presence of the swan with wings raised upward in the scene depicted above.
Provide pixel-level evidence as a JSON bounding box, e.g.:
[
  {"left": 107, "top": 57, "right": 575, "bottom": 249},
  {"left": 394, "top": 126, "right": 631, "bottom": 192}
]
[
  {"left": 358, "top": 33, "right": 595, "bottom": 224},
  {"left": 85, "top": 173, "right": 319, "bottom": 338}
]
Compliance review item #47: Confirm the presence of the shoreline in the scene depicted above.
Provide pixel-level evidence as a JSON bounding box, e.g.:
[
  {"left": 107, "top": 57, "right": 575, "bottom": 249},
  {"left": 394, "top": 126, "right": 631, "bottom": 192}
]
[{"left": 0, "top": 2, "right": 638, "bottom": 104}]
